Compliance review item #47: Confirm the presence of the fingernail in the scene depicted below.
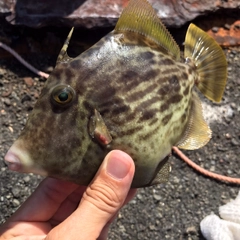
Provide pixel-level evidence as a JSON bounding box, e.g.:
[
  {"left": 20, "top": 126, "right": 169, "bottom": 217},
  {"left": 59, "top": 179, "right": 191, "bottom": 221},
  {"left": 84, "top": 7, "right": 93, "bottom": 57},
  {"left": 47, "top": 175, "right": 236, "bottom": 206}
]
[{"left": 106, "top": 152, "right": 131, "bottom": 180}]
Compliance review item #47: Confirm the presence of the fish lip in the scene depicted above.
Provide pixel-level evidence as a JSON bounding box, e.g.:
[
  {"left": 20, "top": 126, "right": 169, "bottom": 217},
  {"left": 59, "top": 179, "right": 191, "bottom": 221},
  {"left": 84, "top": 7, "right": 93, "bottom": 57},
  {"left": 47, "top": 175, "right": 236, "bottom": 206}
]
[
  {"left": 4, "top": 150, "right": 22, "bottom": 171},
  {"left": 4, "top": 142, "right": 48, "bottom": 176}
]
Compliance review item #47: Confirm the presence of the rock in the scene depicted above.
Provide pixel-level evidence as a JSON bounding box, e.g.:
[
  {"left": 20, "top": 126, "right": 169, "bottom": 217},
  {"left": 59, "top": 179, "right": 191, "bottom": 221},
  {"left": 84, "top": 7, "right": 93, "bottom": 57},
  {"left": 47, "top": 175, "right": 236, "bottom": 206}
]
[
  {"left": 21, "top": 94, "right": 31, "bottom": 103},
  {"left": 11, "top": 187, "right": 20, "bottom": 197},
  {"left": 3, "top": 98, "right": 11, "bottom": 106},
  {"left": 153, "top": 194, "right": 162, "bottom": 201},
  {"left": 23, "top": 77, "right": 34, "bottom": 87},
  {"left": 186, "top": 226, "right": 197, "bottom": 235},
  {"left": 12, "top": 198, "right": 20, "bottom": 207},
  {"left": 23, "top": 175, "right": 30, "bottom": 183},
  {"left": 2, "top": 0, "right": 240, "bottom": 29},
  {"left": 231, "top": 138, "right": 239, "bottom": 146},
  {"left": 0, "top": 0, "right": 239, "bottom": 46}
]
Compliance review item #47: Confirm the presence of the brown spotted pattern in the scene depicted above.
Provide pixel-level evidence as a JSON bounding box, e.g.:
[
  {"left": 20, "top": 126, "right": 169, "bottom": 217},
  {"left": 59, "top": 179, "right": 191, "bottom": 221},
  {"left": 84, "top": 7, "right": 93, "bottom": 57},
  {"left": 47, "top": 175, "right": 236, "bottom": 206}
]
[{"left": 11, "top": 31, "right": 197, "bottom": 187}]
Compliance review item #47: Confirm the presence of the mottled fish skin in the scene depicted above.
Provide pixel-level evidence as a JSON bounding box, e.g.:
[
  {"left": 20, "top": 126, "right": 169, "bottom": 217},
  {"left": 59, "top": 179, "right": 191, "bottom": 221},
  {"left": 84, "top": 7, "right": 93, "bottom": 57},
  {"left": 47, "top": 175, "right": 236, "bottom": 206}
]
[
  {"left": 9, "top": 32, "right": 195, "bottom": 187},
  {"left": 4, "top": 0, "right": 227, "bottom": 188}
]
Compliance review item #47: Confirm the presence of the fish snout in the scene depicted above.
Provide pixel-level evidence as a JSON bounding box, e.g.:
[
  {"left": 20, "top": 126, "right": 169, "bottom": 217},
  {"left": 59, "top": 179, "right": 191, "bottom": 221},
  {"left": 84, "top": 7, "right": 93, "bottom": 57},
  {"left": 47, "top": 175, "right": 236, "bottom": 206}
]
[
  {"left": 4, "top": 150, "right": 22, "bottom": 171},
  {"left": 4, "top": 141, "right": 47, "bottom": 176}
]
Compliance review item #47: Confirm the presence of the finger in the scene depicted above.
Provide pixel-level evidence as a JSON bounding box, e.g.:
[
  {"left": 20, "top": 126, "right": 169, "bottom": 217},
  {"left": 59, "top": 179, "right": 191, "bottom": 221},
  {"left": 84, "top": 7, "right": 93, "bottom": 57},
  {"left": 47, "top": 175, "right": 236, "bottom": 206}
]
[
  {"left": 8, "top": 178, "right": 81, "bottom": 222},
  {"left": 0, "top": 235, "right": 45, "bottom": 240},
  {"left": 98, "top": 188, "right": 137, "bottom": 240},
  {"left": 47, "top": 150, "right": 135, "bottom": 240},
  {"left": 49, "top": 186, "right": 87, "bottom": 226}
]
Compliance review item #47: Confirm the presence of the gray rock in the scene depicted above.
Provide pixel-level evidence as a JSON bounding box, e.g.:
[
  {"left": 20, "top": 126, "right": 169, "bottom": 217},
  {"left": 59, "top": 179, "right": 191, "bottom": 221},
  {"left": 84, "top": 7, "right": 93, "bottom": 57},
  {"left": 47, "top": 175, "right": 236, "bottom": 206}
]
[{"left": 2, "top": 0, "right": 240, "bottom": 28}]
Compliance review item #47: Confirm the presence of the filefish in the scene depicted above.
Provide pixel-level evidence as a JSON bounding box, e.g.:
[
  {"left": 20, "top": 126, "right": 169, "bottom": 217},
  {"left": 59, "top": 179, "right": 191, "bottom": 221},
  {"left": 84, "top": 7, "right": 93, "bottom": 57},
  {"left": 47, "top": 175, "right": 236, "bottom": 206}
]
[{"left": 4, "top": 0, "right": 227, "bottom": 188}]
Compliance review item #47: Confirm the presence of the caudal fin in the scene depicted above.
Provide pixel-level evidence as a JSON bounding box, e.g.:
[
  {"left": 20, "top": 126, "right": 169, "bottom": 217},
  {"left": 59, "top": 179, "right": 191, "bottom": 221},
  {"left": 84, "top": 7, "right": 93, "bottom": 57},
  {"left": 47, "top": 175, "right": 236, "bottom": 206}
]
[{"left": 184, "top": 24, "right": 227, "bottom": 103}]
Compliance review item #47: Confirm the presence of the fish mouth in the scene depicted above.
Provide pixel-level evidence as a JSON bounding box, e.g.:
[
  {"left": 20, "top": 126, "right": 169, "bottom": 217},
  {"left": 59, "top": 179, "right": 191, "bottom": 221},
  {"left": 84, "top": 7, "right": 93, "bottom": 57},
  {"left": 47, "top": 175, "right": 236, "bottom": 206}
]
[
  {"left": 4, "top": 140, "right": 47, "bottom": 176},
  {"left": 4, "top": 150, "right": 22, "bottom": 171}
]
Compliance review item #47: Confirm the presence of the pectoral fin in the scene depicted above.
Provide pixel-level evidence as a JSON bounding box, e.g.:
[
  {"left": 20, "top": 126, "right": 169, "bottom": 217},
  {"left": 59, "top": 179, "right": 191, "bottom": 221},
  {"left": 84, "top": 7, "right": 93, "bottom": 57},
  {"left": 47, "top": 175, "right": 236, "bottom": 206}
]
[
  {"left": 177, "top": 92, "right": 212, "bottom": 150},
  {"left": 88, "top": 109, "right": 112, "bottom": 146},
  {"left": 56, "top": 28, "right": 74, "bottom": 65},
  {"left": 184, "top": 24, "right": 227, "bottom": 102}
]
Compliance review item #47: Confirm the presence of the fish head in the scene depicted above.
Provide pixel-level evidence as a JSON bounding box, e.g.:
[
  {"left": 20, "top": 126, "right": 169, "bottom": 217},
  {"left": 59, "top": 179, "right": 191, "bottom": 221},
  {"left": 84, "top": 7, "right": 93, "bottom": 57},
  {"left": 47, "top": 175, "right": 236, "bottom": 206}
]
[{"left": 4, "top": 61, "right": 103, "bottom": 183}]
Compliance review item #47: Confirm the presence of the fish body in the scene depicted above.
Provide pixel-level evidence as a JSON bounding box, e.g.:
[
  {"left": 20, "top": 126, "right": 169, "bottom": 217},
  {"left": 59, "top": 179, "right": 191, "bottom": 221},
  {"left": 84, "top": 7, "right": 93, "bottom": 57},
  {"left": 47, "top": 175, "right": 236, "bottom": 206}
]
[{"left": 4, "top": 0, "right": 227, "bottom": 188}]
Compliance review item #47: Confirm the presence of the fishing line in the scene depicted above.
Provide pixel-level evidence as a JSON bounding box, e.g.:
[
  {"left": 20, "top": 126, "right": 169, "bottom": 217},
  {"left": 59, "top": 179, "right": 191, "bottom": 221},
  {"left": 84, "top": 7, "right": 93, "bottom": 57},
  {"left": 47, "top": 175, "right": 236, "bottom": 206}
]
[
  {"left": 0, "top": 41, "right": 49, "bottom": 79},
  {"left": 173, "top": 146, "right": 240, "bottom": 184}
]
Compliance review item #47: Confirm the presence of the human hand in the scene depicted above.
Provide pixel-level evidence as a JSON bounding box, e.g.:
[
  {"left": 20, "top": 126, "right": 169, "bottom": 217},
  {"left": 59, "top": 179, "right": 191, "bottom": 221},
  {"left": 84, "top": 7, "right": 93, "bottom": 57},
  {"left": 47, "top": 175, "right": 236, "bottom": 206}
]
[{"left": 0, "top": 150, "right": 136, "bottom": 240}]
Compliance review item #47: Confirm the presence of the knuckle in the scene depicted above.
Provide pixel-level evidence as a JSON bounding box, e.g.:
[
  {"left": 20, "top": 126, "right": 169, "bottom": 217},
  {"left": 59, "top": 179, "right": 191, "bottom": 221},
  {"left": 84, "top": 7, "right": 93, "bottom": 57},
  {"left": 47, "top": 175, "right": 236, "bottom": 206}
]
[{"left": 83, "top": 182, "right": 122, "bottom": 214}]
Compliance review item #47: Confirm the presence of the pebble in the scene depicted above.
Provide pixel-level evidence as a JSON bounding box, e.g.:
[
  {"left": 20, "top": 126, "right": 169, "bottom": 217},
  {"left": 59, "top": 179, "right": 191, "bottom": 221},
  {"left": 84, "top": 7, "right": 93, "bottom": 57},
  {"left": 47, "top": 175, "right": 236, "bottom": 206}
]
[
  {"left": 44, "top": 66, "right": 54, "bottom": 73},
  {"left": 186, "top": 226, "right": 197, "bottom": 234},
  {"left": 11, "top": 187, "right": 20, "bottom": 197},
  {"left": 153, "top": 194, "right": 161, "bottom": 201},
  {"left": 230, "top": 102, "right": 236, "bottom": 109},
  {"left": 8, "top": 126, "right": 13, "bottom": 133},
  {"left": 23, "top": 175, "right": 31, "bottom": 183},
  {"left": 12, "top": 199, "right": 20, "bottom": 207},
  {"left": 23, "top": 77, "right": 34, "bottom": 87},
  {"left": 3, "top": 98, "right": 11, "bottom": 106},
  {"left": 224, "top": 23, "right": 231, "bottom": 30},
  {"left": 231, "top": 138, "right": 239, "bottom": 146},
  {"left": 217, "top": 146, "right": 228, "bottom": 151},
  {"left": 137, "top": 194, "right": 143, "bottom": 200},
  {"left": 149, "top": 224, "right": 156, "bottom": 230},
  {"left": 21, "top": 94, "right": 31, "bottom": 103},
  {"left": 212, "top": 26, "right": 219, "bottom": 33},
  {"left": 11, "top": 91, "right": 20, "bottom": 101},
  {"left": 225, "top": 133, "right": 231, "bottom": 139}
]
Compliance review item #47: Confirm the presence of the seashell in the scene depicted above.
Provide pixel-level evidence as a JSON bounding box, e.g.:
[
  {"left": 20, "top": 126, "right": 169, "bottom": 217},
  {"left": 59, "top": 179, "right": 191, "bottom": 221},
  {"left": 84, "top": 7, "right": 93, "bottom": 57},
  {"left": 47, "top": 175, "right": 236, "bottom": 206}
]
[
  {"left": 219, "top": 191, "right": 240, "bottom": 224},
  {"left": 200, "top": 191, "right": 240, "bottom": 240},
  {"left": 200, "top": 213, "right": 240, "bottom": 240}
]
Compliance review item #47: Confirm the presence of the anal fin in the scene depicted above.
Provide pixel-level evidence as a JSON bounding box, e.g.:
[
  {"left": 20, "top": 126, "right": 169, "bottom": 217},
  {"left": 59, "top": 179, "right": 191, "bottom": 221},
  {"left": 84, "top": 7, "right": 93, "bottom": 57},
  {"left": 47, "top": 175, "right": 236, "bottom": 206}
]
[
  {"left": 149, "top": 155, "right": 171, "bottom": 186},
  {"left": 177, "top": 92, "right": 212, "bottom": 150}
]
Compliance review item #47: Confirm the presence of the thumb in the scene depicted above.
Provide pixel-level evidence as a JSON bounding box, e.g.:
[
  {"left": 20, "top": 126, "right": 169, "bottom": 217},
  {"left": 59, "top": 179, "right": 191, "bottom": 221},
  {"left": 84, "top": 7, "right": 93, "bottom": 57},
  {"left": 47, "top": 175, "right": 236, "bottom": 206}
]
[{"left": 47, "top": 150, "right": 135, "bottom": 240}]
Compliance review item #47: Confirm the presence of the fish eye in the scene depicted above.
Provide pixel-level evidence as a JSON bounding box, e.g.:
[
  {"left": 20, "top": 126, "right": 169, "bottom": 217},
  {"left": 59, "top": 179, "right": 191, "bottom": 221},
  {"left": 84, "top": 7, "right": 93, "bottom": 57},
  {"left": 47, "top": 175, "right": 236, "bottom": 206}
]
[{"left": 51, "top": 85, "right": 75, "bottom": 106}]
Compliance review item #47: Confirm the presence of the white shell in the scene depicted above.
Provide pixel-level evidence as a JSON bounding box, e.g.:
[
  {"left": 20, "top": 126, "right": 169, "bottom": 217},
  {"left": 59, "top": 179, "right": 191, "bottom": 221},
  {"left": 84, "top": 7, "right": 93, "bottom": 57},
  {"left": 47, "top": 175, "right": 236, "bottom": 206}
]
[
  {"left": 219, "top": 191, "right": 240, "bottom": 224},
  {"left": 200, "top": 213, "right": 240, "bottom": 240},
  {"left": 200, "top": 191, "right": 240, "bottom": 240}
]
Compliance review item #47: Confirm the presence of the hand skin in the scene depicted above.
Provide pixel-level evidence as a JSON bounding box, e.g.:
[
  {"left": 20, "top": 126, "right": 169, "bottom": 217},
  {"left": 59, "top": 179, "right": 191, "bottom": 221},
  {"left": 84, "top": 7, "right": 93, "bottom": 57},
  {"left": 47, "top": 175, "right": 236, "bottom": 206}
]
[{"left": 0, "top": 150, "right": 136, "bottom": 240}]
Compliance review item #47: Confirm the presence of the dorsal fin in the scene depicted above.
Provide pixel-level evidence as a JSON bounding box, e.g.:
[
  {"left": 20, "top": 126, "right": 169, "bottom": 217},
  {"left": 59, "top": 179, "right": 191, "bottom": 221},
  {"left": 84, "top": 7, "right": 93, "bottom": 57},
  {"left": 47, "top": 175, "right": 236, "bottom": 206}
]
[
  {"left": 177, "top": 92, "right": 212, "bottom": 150},
  {"left": 56, "top": 28, "right": 74, "bottom": 65},
  {"left": 115, "top": 0, "right": 180, "bottom": 60}
]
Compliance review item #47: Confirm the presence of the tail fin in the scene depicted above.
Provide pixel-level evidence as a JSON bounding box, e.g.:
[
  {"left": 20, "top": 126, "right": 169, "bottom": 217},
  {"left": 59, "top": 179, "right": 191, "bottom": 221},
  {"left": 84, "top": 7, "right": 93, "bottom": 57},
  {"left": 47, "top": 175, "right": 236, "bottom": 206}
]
[{"left": 184, "top": 24, "right": 227, "bottom": 103}]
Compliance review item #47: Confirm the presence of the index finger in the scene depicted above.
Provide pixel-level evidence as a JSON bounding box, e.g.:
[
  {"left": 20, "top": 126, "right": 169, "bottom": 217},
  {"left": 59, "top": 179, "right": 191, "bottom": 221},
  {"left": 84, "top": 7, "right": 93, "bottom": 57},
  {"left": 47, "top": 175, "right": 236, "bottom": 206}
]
[{"left": 8, "top": 178, "right": 82, "bottom": 222}]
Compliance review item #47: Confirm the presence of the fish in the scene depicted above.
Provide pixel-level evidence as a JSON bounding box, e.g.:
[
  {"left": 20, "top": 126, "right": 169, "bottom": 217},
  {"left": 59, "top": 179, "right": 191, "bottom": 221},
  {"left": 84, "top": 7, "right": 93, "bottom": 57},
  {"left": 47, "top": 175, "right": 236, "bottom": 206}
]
[{"left": 4, "top": 0, "right": 227, "bottom": 188}]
